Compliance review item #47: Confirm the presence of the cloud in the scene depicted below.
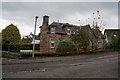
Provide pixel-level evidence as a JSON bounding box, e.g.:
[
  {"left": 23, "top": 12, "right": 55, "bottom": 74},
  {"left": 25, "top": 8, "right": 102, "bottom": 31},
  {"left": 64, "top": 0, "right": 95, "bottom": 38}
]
[{"left": 1, "top": 2, "right": 118, "bottom": 37}]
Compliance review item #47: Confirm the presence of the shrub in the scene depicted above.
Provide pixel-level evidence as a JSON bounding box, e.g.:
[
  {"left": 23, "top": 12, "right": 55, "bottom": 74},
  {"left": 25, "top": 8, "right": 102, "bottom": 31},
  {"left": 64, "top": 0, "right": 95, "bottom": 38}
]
[
  {"left": 2, "top": 24, "right": 22, "bottom": 52},
  {"left": 20, "top": 50, "right": 105, "bottom": 58},
  {"left": 56, "top": 40, "right": 77, "bottom": 53},
  {"left": 21, "top": 43, "right": 32, "bottom": 50},
  {"left": 20, "top": 44, "right": 40, "bottom": 50}
]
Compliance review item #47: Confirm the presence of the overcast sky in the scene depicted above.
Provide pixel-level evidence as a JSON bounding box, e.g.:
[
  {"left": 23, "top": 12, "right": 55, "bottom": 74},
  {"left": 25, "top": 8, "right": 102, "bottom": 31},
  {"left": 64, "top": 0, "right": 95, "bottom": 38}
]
[{"left": 1, "top": 2, "right": 118, "bottom": 38}]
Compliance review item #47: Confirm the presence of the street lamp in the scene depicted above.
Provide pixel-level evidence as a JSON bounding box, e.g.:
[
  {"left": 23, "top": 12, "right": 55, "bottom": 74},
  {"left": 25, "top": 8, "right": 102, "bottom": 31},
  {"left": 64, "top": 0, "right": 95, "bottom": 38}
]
[{"left": 32, "top": 16, "right": 38, "bottom": 58}]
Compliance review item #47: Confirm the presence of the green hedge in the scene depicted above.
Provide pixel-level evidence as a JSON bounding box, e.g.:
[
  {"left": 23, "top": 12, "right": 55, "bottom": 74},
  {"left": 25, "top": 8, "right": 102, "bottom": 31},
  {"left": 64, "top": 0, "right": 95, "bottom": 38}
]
[
  {"left": 2, "top": 44, "right": 21, "bottom": 52},
  {"left": 56, "top": 40, "right": 77, "bottom": 53},
  {"left": 20, "top": 50, "right": 105, "bottom": 58},
  {"left": 21, "top": 44, "right": 40, "bottom": 50}
]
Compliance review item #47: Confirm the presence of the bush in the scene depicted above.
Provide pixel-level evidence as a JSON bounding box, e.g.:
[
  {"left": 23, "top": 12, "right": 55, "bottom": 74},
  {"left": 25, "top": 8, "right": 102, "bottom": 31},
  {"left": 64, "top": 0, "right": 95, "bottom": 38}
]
[
  {"left": 56, "top": 40, "right": 77, "bottom": 53},
  {"left": 21, "top": 43, "right": 32, "bottom": 50},
  {"left": 20, "top": 44, "right": 40, "bottom": 50},
  {"left": 2, "top": 24, "right": 22, "bottom": 52},
  {"left": 20, "top": 50, "right": 105, "bottom": 58}
]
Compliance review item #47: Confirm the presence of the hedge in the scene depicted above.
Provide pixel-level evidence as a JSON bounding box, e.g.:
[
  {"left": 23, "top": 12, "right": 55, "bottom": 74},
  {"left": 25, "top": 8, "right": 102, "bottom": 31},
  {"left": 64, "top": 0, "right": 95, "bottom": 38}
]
[
  {"left": 20, "top": 50, "right": 105, "bottom": 58},
  {"left": 20, "top": 44, "right": 40, "bottom": 50},
  {"left": 56, "top": 40, "right": 77, "bottom": 53}
]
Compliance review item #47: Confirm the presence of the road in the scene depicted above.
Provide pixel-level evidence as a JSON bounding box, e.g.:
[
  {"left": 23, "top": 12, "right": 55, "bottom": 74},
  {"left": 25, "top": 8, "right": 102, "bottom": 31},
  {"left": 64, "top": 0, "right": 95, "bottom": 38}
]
[{"left": 2, "top": 51, "right": 118, "bottom": 78}]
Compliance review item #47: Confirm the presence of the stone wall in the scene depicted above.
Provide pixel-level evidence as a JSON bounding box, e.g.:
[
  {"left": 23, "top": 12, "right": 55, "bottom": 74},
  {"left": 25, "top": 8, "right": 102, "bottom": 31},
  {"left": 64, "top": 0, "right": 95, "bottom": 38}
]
[
  {"left": 96, "top": 38, "right": 106, "bottom": 50},
  {"left": 47, "top": 33, "right": 70, "bottom": 53},
  {"left": 2, "top": 51, "right": 21, "bottom": 59}
]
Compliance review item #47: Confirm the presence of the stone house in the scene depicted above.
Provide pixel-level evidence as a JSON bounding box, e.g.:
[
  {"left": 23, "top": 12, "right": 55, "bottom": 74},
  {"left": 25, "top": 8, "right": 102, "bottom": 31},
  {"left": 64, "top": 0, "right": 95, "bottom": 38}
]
[{"left": 40, "top": 15, "right": 106, "bottom": 53}]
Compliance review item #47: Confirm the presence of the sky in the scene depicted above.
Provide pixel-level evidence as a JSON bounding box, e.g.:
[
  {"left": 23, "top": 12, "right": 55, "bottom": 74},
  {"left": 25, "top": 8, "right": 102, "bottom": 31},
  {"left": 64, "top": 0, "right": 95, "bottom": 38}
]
[{"left": 0, "top": 1, "right": 119, "bottom": 38}]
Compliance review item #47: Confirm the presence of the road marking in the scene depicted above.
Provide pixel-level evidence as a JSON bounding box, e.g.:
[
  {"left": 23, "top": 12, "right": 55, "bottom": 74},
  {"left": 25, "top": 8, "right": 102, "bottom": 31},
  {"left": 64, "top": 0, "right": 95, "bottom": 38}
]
[{"left": 70, "top": 63, "right": 82, "bottom": 66}]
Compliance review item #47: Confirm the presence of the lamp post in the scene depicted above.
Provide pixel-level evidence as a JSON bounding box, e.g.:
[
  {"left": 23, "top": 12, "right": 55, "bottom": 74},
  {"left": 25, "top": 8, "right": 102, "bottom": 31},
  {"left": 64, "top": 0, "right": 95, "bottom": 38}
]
[{"left": 32, "top": 16, "right": 38, "bottom": 58}]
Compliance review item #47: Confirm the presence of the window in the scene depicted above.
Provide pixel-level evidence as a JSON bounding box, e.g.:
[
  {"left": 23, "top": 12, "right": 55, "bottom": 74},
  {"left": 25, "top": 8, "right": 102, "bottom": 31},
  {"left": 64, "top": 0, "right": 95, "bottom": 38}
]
[
  {"left": 67, "top": 28, "right": 71, "bottom": 35},
  {"left": 51, "top": 27, "right": 55, "bottom": 33},
  {"left": 98, "top": 41, "right": 102, "bottom": 49},
  {"left": 50, "top": 38, "right": 55, "bottom": 48}
]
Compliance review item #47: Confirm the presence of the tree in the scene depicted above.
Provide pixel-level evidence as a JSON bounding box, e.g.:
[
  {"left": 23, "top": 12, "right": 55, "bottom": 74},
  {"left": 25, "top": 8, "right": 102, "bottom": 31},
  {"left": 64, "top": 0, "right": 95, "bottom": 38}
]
[
  {"left": 71, "top": 29, "right": 89, "bottom": 50},
  {"left": 22, "top": 35, "right": 33, "bottom": 43},
  {"left": 108, "top": 33, "right": 120, "bottom": 50},
  {"left": 2, "top": 24, "right": 22, "bottom": 52},
  {"left": 56, "top": 40, "right": 77, "bottom": 53}
]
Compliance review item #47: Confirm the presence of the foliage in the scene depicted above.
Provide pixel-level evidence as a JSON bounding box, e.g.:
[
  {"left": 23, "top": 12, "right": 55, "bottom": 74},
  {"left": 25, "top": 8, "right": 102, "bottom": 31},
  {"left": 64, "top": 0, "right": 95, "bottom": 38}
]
[
  {"left": 71, "top": 29, "right": 89, "bottom": 49},
  {"left": 107, "top": 33, "right": 113, "bottom": 48},
  {"left": 20, "top": 50, "right": 105, "bottom": 58},
  {"left": 56, "top": 40, "right": 77, "bottom": 53},
  {"left": 107, "top": 33, "right": 120, "bottom": 50},
  {"left": 21, "top": 44, "right": 40, "bottom": 50},
  {"left": 111, "top": 36, "right": 120, "bottom": 50},
  {"left": 2, "top": 24, "right": 22, "bottom": 52},
  {"left": 22, "top": 35, "right": 33, "bottom": 43}
]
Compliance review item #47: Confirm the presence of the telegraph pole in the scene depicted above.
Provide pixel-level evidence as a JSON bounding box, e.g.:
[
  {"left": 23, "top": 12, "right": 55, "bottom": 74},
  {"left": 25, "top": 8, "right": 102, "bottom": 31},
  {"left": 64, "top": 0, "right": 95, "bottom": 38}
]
[{"left": 32, "top": 16, "right": 38, "bottom": 58}]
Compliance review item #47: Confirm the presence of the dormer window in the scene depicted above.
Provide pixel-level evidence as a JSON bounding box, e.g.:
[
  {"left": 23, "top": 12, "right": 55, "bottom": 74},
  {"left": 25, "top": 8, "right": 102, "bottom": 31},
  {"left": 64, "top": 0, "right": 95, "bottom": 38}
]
[
  {"left": 67, "top": 28, "right": 71, "bottom": 35},
  {"left": 51, "top": 27, "right": 55, "bottom": 33}
]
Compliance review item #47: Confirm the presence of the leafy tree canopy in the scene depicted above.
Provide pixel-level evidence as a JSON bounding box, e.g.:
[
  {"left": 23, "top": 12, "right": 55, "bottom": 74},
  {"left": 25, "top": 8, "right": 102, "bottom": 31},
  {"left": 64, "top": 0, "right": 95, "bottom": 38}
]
[
  {"left": 22, "top": 35, "right": 33, "bottom": 44},
  {"left": 2, "top": 24, "right": 22, "bottom": 51},
  {"left": 107, "top": 33, "right": 120, "bottom": 50},
  {"left": 71, "top": 29, "right": 89, "bottom": 48},
  {"left": 56, "top": 40, "right": 77, "bottom": 53}
]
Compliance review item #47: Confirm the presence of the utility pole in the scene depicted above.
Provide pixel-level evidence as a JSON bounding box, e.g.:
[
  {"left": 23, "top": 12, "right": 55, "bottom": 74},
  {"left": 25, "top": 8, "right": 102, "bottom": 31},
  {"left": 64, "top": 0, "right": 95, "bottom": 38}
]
[{"left": 32, "top": 16, "right": 38, "bottom": 58}]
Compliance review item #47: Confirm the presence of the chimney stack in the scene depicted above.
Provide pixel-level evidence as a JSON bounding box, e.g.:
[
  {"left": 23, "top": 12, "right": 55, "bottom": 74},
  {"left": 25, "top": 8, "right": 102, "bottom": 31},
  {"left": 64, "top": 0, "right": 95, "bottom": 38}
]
[{"left": 42, "top": 15, "right": 49, "bottom": 26}]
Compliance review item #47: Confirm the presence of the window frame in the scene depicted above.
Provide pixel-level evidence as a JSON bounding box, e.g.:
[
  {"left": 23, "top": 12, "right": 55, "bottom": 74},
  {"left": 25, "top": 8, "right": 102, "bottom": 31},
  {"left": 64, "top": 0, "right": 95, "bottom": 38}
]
[
  {"left": 98, "top": 41, "right": 102, "bottom": 49},
  {"left": 67, "top": 28, "right": 71, "bottom": 35},
  {"left": 51, "top": 27, "right": 55, "bottom": 34},
  {"left": 50, "top": 38, "right": 55, "bottom": 48}
]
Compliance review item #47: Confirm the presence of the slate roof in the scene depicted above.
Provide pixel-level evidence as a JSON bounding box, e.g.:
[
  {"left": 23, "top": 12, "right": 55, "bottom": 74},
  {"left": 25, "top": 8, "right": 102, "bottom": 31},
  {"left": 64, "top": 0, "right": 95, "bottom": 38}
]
[
  {"left": 30, "top": 33, "right": 40, "bottom": 40},
  {"left": 49, "top": 22, "right": 106, "bottom": 39},
  {"left": 49, "top": 22, "right": 80, "bottom": 34},
  {"left": 35, "top": 33, "right": 40, "bottom": 40},
  {"left": 104, "top": 29, "right": 120, "bottom": 38}
]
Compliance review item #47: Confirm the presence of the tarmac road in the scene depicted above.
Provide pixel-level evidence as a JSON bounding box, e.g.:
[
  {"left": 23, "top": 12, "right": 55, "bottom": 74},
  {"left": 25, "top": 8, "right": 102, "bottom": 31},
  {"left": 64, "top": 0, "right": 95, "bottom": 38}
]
[{"left": 2, "top": 51, "right": 119, "bottom": 78}]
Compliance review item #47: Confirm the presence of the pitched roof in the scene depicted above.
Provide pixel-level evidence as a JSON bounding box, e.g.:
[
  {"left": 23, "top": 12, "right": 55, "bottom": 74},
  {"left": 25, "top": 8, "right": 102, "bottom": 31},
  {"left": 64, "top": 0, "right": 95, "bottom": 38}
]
[
  {"left": 92, "top": 28, "right": 106, "bottom": 39},
  {"left": 49, "top": 22, "right": 80, "bottom": 34},
  {"left": 49, "top": 22, "right": 106, "bottom": 39},
  {"left": 104, "top": 29, "right": 120, "bottom": 38}
]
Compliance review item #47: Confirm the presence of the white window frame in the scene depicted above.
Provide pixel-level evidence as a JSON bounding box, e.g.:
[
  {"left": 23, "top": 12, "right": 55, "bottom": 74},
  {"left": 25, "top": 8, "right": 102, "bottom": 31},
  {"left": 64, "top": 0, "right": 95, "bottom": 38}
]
[
  {"left": 50, "top": 38, "right": 55, "bottom": 48},
  {"left": 98, "top": 41, "right": 102, "bottom": 49},
  {"left": 51, "top": 27, "right": 55, "bottom": 33},
  {"left": 67, "top": 28, "right": 71, "bottom": 35}
]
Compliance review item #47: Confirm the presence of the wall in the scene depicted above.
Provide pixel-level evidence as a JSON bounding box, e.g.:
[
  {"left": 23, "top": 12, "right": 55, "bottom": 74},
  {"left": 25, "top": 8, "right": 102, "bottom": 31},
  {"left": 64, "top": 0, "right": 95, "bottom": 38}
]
[
  {"left": 47, "top": 33, "right": 70, "bottom": 53},
  {"left": 96, "top": 38, "right": 106, "bottom": 50}
]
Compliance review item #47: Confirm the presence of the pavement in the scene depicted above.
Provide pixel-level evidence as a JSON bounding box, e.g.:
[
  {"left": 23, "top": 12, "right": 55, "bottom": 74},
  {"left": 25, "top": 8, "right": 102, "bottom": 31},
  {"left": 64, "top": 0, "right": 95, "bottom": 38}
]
[
  {"left": 2, "top": 51, "right": 119, "bottom": 78},
  {"left": 2, "top": 51, "right": 119, "bottom": 65}
]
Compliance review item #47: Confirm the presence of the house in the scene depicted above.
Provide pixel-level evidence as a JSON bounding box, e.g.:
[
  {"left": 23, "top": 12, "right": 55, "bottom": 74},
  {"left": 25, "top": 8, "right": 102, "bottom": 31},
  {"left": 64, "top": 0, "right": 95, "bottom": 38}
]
[
  {"left": 40, "top": 15, "right": 106, "bottom": 53},
  {"left": 104, "top": 29, "right": 120, "bottom": 43},
  {"left": 91, "top": 27, "right": 106, "bottom": 50}
]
